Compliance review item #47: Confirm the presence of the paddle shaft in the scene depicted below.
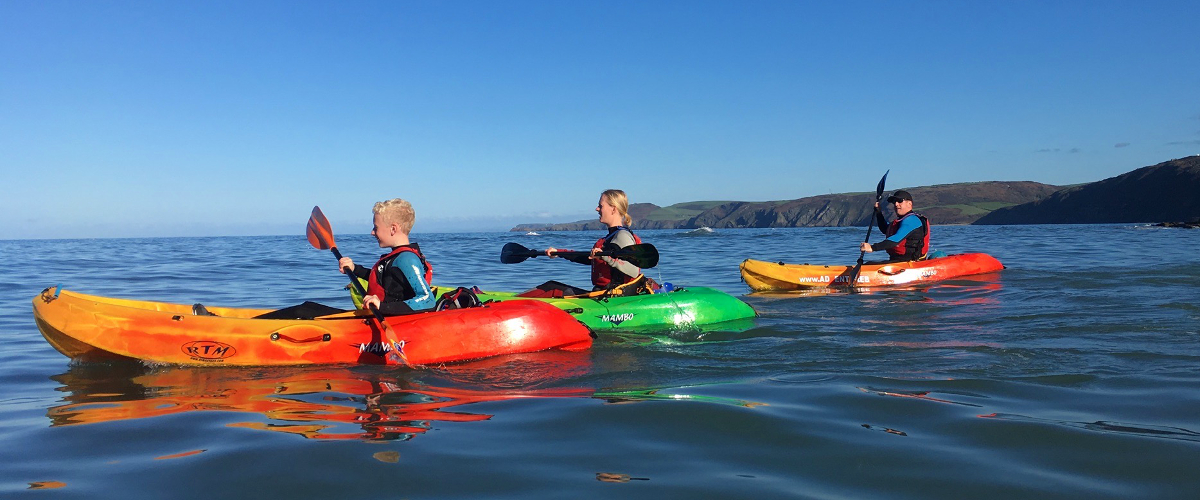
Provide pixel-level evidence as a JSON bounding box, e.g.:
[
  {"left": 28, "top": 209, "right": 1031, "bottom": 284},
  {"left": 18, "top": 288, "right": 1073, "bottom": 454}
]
[
  {"left": 305, "top": 206, "right": 407, "bottom": 365},
  {"left": 551, "top": 249, "right": 615, "bottom": 260},
  {"left": 549, "top": 247, "right": 657, "bottom": 269},
  {"left": 329, "top": 246, "right": 408, "bottom": 365},
  {"left": 501, "top": 242, "right": 658, "bottom": 268},
  {"left": 848, "top": 171, "right": 889, "bottom": 286},
  {"left": 330, "top": 246, "right": 385, "bottom": 315},
  {"left": 856, "top": 208, "right": 880, "bottom": 265},
  {"left": 514, "top": 246, "right": 640, "bottom": 260}
]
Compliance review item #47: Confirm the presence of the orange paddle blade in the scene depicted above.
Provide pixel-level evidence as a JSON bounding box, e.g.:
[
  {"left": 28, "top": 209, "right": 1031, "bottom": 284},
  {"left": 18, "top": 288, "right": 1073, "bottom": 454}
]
[{"left": 306, "top": 206, "right": 336, "bottom": 250}]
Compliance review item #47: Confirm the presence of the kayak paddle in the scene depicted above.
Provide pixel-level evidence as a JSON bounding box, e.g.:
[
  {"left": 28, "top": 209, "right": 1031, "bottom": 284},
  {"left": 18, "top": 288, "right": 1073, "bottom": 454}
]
[
  {"left": 500, "top": 242, "right": 659, "bottom": 269},
  {"left": 306, "top": 206, "right": 409, "bottom": 366},
  {"left": 847, "top": 170, "right": 889, "bottom": 286}
]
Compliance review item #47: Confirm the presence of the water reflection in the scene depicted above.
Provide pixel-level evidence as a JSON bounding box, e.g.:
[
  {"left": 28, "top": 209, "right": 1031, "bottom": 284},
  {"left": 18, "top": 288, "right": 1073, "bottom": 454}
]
[
  {"left": 48, "top": 352, "right": 594, "bottom": 442},
  {"left": 978, "top": 413, "right": 1200, "bottom": 443},
  {"left": 601, "top": 316, "right": 760, "bottom": 345},
  {"left": 47, "top": 352, "right": 765, "bottom": 442},
  {"left": 746, "top": 272, "right": 1003, "bottom": 301}
]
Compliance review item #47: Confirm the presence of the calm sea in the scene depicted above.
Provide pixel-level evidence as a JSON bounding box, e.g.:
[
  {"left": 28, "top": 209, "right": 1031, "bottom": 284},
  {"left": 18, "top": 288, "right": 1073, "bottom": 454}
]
[{"left": 2, "top": 225, "right": 1198, "bottom": 499}]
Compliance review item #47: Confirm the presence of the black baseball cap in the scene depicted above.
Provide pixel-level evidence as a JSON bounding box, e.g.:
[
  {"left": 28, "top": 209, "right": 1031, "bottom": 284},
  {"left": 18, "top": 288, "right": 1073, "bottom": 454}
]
[{"left": 887, "top": 190, "right": 913, "bottom": 203}]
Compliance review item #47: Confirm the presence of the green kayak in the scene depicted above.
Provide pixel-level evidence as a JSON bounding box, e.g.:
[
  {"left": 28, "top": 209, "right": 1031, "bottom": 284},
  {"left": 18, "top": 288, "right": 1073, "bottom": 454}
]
[
  {"left": 351, "top": 279, "right": 756, "bottom": 333},
  {"left": 472, "top": 285, "right": 755, "bottom": 332}
]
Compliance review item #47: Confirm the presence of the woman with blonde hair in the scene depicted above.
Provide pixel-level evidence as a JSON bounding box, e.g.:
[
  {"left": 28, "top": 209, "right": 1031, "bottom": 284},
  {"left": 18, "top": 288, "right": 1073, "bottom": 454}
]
[{"left": 546, "top": 189, "right": 644, "bottom": 290}]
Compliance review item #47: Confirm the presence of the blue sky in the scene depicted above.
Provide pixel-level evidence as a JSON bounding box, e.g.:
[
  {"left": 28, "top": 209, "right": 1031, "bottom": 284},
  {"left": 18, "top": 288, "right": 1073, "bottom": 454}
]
[{"left": 3, "top": 0, "right": 1198, "bottom": 239}]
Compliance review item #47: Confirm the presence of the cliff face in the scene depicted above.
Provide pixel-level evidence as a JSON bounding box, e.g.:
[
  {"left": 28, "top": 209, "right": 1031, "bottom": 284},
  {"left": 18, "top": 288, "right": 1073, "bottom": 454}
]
[
  {"left": 974, "top": 156, "right": 1200, "bottom": 225},
  {"left": 683, "top": 181, "right": 1062, "bottom": 228},
  {"left": 512, "top": 181, "right": 1061, "bottom": 231}
]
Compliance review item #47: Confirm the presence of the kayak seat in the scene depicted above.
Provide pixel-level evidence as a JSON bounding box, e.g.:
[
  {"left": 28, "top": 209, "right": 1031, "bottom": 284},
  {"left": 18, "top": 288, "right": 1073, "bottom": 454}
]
[
  {"left": 192, "top": 304, "right": 217, "bottom": 316},
  {"left": 518, "top": 281, "right": 589, "bottom": 298},
  {"left": 253, "top": 301, "right": 348, "bottom": 320},
  {"left": 582, "top": 275, "right": 662, "bottom": 299}
]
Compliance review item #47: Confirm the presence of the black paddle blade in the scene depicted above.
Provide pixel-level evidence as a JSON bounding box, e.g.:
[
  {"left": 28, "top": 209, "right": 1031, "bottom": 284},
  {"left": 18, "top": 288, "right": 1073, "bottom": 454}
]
[
  {"left": 613, "top": 243, "right": 659, "bottom": 269},
  {"left": 847, "top": 261, "right": 864, "bottom": 287},
  {"left": 500, "top": 242, "right": 537, "bottom": 264},
  {"left": 875, "top": 170, "right": 890, "bottom": 200},
  {"left": 307, "top": 206, "right": 336, "bottom": 250}
]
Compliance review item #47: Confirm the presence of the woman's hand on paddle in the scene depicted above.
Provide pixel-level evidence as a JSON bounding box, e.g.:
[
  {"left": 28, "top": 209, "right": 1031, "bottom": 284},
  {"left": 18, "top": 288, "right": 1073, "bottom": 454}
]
[
  {"left": 362, "top": 294, "right": 381, "bottom": 310},
  {"left": 338, "top": 257, "right": 354, "bottom": 274},
  {"left": 860, "top": 242, "right": 874, "bottom": 253},
  {"left": 545, "top": 247, "right": 559, "bottom": 258}
]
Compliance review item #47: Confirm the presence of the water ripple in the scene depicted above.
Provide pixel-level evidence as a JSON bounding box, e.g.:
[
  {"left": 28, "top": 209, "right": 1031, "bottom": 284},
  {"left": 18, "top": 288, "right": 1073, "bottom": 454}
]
[{"left": 3, "top": 226, "right": 1200, "bottom": 498}]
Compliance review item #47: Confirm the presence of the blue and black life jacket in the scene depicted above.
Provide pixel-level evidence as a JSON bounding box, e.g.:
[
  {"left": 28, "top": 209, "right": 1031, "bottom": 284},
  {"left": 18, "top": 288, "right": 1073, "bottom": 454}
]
[
  {"left": 885, "top": 213, "right": 930, "bottom": 261},
  {"left": 365, "top": 243, "right": 433, "bottom": 303}
]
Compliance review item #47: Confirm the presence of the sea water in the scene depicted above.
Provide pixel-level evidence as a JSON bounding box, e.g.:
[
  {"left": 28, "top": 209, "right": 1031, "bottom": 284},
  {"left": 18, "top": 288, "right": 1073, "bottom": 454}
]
[{"left": 1, "top": 225, "right": 1198, "bottom": 499}]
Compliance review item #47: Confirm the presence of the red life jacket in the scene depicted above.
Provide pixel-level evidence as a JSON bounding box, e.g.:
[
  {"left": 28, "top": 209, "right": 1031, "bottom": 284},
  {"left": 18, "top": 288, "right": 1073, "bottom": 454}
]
[
  {"left": 591, "top": 227, "right": 642, "bottom": 289},
  {"left": 365, "top": 244, "right": 433, "bottom": 302},
  {"left": 885, "top": 212, "right": 930, "bottom": 261}
]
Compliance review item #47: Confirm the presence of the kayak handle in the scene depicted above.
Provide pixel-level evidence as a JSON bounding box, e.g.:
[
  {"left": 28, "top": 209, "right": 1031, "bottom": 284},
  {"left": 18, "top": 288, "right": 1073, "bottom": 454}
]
[{"left": 271, "top": 332, "right": 333, "bottom": 343}]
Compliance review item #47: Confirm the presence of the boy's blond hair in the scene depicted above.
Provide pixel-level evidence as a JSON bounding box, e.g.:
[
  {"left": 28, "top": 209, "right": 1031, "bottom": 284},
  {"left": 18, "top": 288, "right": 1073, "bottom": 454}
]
[{"left": 373, "top": 198, "right": 415, "bottom": 234}]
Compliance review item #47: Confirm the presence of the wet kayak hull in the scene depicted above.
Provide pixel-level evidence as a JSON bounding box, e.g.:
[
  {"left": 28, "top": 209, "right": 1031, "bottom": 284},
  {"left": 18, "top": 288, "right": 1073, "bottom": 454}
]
[
  {"left": 739, "top": 253, "right": 1004, "bottom": 291},
  {"left": 32, "top": 287, "right": 593, "bottom": 367},
  {"left": 471, "top": 286, "right": 757, "bottom": 332},
  {"left": 352, "top": 282, "right": 756, "bottom": 332}
]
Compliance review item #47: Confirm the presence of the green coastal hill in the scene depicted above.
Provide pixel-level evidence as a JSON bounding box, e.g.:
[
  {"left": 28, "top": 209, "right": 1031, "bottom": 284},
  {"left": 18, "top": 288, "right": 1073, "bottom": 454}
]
[
  {"left": 974, "top": 156, "right": 1200, "bottom": 225},
  {"left": 512, "top": 156, "right": 1200, "bottom": 231},
  {"left": 512, "top": 181, "right": 1061, "bottom": 231}
]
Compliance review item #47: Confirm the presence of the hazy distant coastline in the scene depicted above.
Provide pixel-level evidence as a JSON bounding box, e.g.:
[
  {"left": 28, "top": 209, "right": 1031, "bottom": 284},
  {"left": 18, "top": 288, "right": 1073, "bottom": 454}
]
[{"left": 512, "top": 156, "right": 1200, "bottom": 231}]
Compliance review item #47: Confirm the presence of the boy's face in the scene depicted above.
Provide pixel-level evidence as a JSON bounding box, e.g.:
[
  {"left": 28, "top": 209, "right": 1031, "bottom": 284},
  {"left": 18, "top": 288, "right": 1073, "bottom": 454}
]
[{"left": 371, "top": 213, "right": 400, "bottom": 247}]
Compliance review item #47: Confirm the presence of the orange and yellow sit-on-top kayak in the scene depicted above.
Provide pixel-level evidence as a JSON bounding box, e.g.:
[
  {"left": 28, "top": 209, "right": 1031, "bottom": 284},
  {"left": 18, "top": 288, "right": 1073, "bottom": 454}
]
[
  {"left": 32, "top": 287, "right": 593, "bottom": 367},
  {"left": 739, "top": 253, "right": 1004, "bottom": 291}
]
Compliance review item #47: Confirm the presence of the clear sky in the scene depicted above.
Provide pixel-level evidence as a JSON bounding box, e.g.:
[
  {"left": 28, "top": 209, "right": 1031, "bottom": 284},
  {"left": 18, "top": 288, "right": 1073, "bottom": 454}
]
[{"left": 3, "top": 0, "right": 1198, "bottom": 239}]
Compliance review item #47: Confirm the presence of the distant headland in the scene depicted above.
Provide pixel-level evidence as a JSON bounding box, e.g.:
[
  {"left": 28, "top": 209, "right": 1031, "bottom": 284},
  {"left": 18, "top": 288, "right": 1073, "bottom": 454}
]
[{"left": 511, "top": 156, "right": 1200, "bottom": 231}]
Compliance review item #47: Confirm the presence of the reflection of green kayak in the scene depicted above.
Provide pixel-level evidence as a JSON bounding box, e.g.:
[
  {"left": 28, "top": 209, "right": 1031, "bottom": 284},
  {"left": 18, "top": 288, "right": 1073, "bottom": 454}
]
[{"left": 350, "top": 279, "right": 756, "bottom": 332}]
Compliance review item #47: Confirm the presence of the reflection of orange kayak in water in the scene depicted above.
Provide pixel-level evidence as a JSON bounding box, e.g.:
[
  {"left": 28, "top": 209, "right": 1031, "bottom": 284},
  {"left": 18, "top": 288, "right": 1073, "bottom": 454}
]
[
  {"left": 739, "top": 253, "right": 1004, "bottom": 291},
  {"left": 32, "top": 287, "right": 593, "bottom": 366},
  {"left": 45, "top": 353, "right": 766, "bottom": 442},
  {"left": 47, "top": 353, "right": 595, "bottom": 441}
]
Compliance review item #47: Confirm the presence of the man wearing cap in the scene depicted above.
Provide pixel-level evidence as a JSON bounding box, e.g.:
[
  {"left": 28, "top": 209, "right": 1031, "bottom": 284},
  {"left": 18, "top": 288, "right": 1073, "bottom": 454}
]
[{"left": 860, "top": 190, "right": 930, "bottom": 262}]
